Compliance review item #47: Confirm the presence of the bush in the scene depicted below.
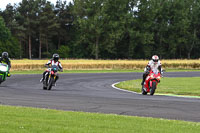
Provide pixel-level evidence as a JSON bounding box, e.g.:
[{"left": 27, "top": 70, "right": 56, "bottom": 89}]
[{"left": 57, "top": 45, "right": 70, "bottom": 58}]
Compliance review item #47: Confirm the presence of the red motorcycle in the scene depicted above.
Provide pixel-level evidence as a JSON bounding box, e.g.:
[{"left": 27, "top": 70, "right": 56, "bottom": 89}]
[{"left": 142, "top": 69, "right": 163, "bottom": 95}]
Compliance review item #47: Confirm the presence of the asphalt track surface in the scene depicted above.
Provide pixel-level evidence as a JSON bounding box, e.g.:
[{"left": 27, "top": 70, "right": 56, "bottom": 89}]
[{"left": 0, "top": 72, "right": 200, "bottom": 122}]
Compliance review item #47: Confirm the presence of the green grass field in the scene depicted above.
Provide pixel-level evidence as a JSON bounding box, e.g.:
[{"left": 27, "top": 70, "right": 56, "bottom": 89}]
[
  {"left": 115, "top": 77, "right": 200, "bottom": 96},
  {"left": 0, "top": 105, "right": 200, "bottom": 133}
]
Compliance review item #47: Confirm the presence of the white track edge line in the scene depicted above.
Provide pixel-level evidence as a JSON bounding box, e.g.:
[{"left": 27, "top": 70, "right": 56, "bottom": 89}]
[
  {"left": 111, "top": 82, "right": 138, "bottom": 94},
  {"left": 111, "top": 81, "right": 200, "bottom": 98}
]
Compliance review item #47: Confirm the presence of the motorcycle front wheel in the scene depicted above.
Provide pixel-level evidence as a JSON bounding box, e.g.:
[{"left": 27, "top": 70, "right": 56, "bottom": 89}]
[
  {"left": 47, "top": 77, "right": 54, "bottom": 90},
  {"left": 0, "top": 75, "right": 3, "bottom": 84},
  {"left": 142, "top": 85, "right": 147, "bottom": 95},
  {"left": 150, "top": 82, "right": 156, "bottom": 95}
]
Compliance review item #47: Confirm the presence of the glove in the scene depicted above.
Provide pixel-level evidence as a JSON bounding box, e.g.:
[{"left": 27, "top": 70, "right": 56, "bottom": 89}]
[{"left": 145, "top": 71, "right": 150, "bottom": 75}]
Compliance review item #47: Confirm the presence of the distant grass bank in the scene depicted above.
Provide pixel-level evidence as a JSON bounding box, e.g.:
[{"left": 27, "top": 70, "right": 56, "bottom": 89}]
[
  {"left": 9, "top": 59, "right": 200, "bottom": 71},
  {"left": 0, "top": 105, "right": 200, "bottom": 133},
  {"left": 115, "top": 77, "right": 200, "bottom": 96}
]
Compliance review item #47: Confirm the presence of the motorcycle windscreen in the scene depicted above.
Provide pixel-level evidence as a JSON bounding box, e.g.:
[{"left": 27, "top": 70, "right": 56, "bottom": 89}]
[{"left": 152, "top": 68, "right": 159, "bottom": 74}]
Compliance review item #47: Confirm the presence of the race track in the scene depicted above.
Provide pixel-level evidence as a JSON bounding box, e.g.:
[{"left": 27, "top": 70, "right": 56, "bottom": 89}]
[{"left": 0, "top": 72, "right": 200, "bottom": 122}]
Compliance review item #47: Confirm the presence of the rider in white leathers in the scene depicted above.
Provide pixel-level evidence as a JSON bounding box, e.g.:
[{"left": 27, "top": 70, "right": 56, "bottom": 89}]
[
  {"left": 141, "top": 55, "right": 162, "bottom": 85},
  {"left": 40, "top": 53, "right": 63, "bottom": 86}
]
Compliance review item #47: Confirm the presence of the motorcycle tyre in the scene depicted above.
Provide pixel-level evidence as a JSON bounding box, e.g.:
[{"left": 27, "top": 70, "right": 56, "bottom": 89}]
[
  {"left": 43, "top": 75, "right": 48, "bottom": 90},
  {"left": 43, "top": 81, "right": 47, "bottom": 90},
  {"left": 142, "top": 85, "right": 147, "bottom": 95},
  {"left": 47, "top": 77, "right": 54, "bottom": 90},
  {"left": 150, "top": 82, "right": 156, "bottom": 95},
  {"left": 0, "top": 75, "right": 3, "bottom": 84}
]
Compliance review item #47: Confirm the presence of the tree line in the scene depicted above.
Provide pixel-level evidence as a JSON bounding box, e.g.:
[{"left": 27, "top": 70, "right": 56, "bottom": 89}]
[{"left": 0, "top": 0, "right": 200, "bottom": 59}]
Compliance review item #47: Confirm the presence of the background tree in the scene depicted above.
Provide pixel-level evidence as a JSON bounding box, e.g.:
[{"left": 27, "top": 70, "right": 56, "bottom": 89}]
[{"left": 1, "top": 0, "right": 200, "bottom": 59}]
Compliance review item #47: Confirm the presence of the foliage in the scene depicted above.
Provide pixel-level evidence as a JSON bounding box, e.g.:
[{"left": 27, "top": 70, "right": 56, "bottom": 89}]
[
  {"left": 57, "top": 45, "right": 70, "bottom": 58},
  {"left": 0, "top": 16, "right": 20, "bottom": 58},
  {"left": 1, "top": 0, "right": 200, "bottom": 59},
  {"left": 0, "top": 16, "right": 10, "bottom": 42}
]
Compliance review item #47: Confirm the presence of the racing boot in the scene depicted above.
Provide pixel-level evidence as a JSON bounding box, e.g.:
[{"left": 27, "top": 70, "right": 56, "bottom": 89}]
[
  {"left": 40, "top": 72, "right": 47, "bottom": 82},
  {"left": 40, "top": 77, "right": 44, "bottom": 82},
  {"left": 141, "top": 80, "right": 145, "bottom": 85}
]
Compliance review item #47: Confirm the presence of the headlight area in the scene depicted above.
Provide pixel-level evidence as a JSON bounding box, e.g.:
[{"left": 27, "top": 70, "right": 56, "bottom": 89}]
[
  {"left": 151, "top": 75, "right": 154, "bottom": 78},
  {"left": 157, "top": 76, "right": 161, "bottom": 79}
]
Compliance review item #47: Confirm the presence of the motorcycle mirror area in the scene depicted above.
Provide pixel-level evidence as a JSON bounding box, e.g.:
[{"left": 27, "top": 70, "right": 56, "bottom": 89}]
[{"left": 161, "top": 69, "right": 165, "bottom": 77}]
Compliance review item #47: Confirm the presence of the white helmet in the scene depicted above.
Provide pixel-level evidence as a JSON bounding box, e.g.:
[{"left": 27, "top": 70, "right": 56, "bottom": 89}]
[{"left": 152, "top": 55, "right": 159, "bottom": 64}]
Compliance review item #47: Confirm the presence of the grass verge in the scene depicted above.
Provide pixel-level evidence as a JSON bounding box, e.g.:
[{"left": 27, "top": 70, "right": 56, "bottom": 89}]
[
  {"left": 0, "top": 105, "right": 200, "bottom": 133},
  {"left": 10, "top": 69, "right": 200, "bottom": 75},
  {"left": 115, "top": 77, "right": 200, "bottom": 96},
  {"left": 10, "top": 70, "right": 140, "bottom": 75}
]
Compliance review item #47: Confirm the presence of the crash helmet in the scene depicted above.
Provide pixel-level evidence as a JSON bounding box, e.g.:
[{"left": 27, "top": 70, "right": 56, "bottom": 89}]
[
  {"left": 52, "top": 53, "right": 59, "bottom": 61},
  {"left": 2, "top": 52, "right": 8, "bottom": 59},
  {"left": 152, "top": 55, "right": 159, "bottom": 64}
]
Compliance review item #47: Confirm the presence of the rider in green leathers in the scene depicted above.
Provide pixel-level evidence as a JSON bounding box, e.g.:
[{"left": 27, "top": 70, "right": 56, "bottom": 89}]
[{"left": 0, "top": 52, "right": 11, "bottom": 77}]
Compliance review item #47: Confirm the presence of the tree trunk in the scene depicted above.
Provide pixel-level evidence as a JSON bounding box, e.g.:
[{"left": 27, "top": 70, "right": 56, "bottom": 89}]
[
  {"left": 95, "top": 35, "right": 99, "bottom": 59},
  {"left": 46, "top": 36, "right": 48, "bottom": 57},
  {"left": 20, "top": 40, "right": 22, "bottom": 59},
  {"left": 187, "top": 29, "right": 196, "bottom": 59},
  {"left": 29, "top": 35, "right": 32, "bottom": 59},
  {"left": 58, "top": 37, "right": 61, "bottom": 49},
  {"left": 39, "top": 33, "right": 42, "bottom": 59}
]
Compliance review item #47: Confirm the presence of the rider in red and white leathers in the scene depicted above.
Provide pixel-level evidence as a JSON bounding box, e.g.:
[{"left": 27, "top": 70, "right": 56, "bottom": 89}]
[
  {"left": 40, "top": 53, "right": 63, "bottom": 85},
  {"left": 141, "top": 55, "right": 162, "bottom": 85}
]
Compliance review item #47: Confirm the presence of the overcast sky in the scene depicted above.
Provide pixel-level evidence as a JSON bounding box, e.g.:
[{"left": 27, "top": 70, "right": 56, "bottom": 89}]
[{"left": 0, "top": 0, "right": 72, "bottom": 10}]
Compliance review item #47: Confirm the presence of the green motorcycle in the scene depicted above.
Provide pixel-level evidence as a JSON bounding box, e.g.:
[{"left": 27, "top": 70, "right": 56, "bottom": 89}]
[{"left": 0, "top": 63, "right": 9, "bottom": 84}]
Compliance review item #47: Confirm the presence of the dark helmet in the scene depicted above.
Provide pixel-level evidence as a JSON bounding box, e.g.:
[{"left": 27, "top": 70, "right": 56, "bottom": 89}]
[
  {"left": 52, "top": 53, "right": 59, "bottom": 61},
  {"left": 2, "top": 52, "right": 8, "bottom": 59}
]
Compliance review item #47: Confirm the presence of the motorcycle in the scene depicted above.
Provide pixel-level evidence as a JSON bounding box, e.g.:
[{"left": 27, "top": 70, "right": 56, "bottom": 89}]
[
  {"left": 0, "top": 63, "right": 9, "bottom": 84},
  {"left": 142, "top": 68, "right": 163, "bottom": 95},
  {"left": 43, "top": 65, "right": 59, "bottom": 90}
]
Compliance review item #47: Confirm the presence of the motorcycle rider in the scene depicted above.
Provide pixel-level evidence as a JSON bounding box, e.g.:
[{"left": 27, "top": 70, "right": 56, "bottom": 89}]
[
  {"left": 0, "top": 52, "right": 11, "bottom": 77},
  {"left": 141, "top": 55, "right": 162, "bottom": 85},
  {"left": 40, "top": 53, "right": 63, "bottom": 86}
]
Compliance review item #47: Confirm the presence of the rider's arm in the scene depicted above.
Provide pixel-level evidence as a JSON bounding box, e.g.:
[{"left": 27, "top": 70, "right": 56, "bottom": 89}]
[
  {"left": 158, "top": 61, "right": 162, "bottom": 74},
  {"left": 58, "top": 62, "right": 63, "bottom": 72},
  {"left": 7, "top": 58, "right": 11, "bottom": 69},
  {"left": 146, "top": 65, "right": 151, "bottom": 72},
  {"left": 45, "top": 60, "right": 52, "bottom": 67},
  {"left": 158, "top": 65, "right": 162, "bottom": 72}
]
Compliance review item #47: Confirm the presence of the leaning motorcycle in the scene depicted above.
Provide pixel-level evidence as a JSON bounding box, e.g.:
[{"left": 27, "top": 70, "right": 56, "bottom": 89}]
[
  {"left": 43, "top": 65, "right": 59, "bottom": 90},
  {"left": 142, "top": 69, "right": 163, "bottom": 95},
  {"left": 0, "top": 63, "right": 9, "bottom": 84}
]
